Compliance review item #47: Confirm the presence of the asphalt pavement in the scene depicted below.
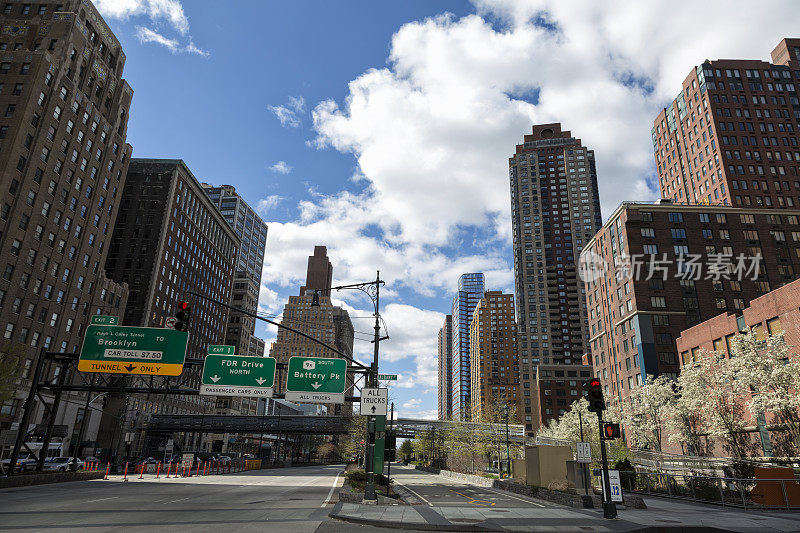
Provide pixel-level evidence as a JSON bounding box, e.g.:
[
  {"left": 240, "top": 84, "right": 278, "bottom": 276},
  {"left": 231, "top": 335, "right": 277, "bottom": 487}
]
[
  {"left": 389, "top": 464, "right": 548, "bottom": 508},
  {"left": 0, "top": 463, "right": 346, "bottom": 532}
]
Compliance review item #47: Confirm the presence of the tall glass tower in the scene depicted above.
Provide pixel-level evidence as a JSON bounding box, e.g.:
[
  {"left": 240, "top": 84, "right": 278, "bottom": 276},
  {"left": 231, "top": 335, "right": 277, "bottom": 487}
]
[{"left": 450, "top": 273, "right": 485, "bottom": 421}]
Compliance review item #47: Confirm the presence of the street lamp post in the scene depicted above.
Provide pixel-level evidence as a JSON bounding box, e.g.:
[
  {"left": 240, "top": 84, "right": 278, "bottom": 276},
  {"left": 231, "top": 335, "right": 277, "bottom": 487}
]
[
  {"left": 323, "top": 271, "right": 385, "bottom": 501},
  {"left": 504, "top": 404, "right": 510, "bottom": 478}
]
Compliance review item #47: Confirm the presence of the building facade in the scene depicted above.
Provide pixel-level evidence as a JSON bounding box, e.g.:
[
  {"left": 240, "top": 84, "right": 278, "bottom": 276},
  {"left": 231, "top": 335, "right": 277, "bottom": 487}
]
[
  {"left": 202, "top": 184, "right": 268, "bottom": 358},
  {"left": 581, "top": 201, "right": 800, "bottom": 401},
  {"left": 653, "top": 38, "right": 800, "bottom": 208},
  {"left": 531, "top": 364, "right": 593, "bottom": 428},
  {"left": 101, "top": 159, "right": 240, "bottom": 459},
  {"left": 450, "top": 272, "right": 485, "bottom": 421},
  {"left": 676, "top": 276, "right": 800, "bottom": 364},
  {"left": 0, "top": 0, "right": 133, "bottom": 456},
  {"left": 508, "top": 123, "right": 602, "bottom": 433},
  {"left": 468, "top": 291, "right": 519, "bottom": 423},
  {"left": 437, "top": 314, "right": 452, "bottom": 420}
]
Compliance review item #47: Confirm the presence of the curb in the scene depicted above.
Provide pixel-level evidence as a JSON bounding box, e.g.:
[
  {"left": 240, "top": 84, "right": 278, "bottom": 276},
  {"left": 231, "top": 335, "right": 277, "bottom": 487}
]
[{"left": 328, "top": 502, "right": 503, "bottom": 532}]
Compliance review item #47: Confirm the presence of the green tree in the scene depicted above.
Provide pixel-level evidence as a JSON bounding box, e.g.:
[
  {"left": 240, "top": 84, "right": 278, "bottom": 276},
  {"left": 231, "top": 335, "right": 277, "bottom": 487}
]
[
  {"left": 398, "top": 439, "right": 413, "bottom": 461},
  {"left": 340, "top": 415, "right": 367, "bottom": 463}
]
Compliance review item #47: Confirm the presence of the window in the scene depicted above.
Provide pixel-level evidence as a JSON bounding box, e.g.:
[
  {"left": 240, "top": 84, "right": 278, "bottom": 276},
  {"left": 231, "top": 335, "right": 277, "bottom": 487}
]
[
  {"left": 651, "top": 296, "right": 666, "bottom": 308},
  {"left": 643, "top": 244, "right": 658, "bottom": 254},
  {"left": 668, "top": 212, "right": 684, "bottom": 223},
  {"left": 699, "top": 213, "right": 710, "bottom": 223},
  {"left": 671, "top": 228, "right": 686, "bottom": 239},
  {"left": 641, "top": 227, "right": 655, "bottom": 238}
]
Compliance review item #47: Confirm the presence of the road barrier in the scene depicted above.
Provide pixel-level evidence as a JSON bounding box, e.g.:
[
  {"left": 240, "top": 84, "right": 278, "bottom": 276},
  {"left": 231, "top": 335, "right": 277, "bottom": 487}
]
[
  {"left": 123, "top": 462, "right": 129, "bottom": 482},
  {"left": 104, "top": 463, "right": 110, "bottom": 480},
  {"left": 156, "top": 462, "right": 162, "bottom": 479}
]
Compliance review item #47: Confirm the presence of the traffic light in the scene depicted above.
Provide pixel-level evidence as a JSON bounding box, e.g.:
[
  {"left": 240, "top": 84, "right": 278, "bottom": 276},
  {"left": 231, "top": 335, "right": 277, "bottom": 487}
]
[
  {"left": 385, "top": 430, "right": 396, "bottom": 461},
  {"left": 174, "top": 301, "right": 191, "bottom": 332},
  {"left": 584, "top": 377, "right": 605, "bottom": 413},
  {"left": 603, "top": 422, "right": 621, "bottom": 440}
]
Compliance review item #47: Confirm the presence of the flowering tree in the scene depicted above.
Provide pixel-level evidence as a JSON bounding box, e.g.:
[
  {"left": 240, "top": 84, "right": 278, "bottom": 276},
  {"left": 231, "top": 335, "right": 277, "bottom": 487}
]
[
  {"left": 729, "top": 332, "right": 800, "bottom": 455},
  {"left": 622, "top": 374, "right": 675, "bottom": 452},
  {"left": 677, "top": 348, "right": 755, "bottom": 459}
]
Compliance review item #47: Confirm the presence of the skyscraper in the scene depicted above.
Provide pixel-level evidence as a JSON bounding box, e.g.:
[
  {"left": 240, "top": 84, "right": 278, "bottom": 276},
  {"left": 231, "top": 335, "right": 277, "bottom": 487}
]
[
  {"left": 653, "top": 38, "right": 800, "bottom": 208},
  {"left": 102, "top": 159, "right": 240, "bottom": 458},
  {"left": 269, "top": 246, "right": 354, "bottom": 415},
  {"left": 450, "top": 272, "right": 485, "bottom": 421},
  {"left": 469, "top": 291, "right": 519, "bottom": 423},
  {"left": 203, "top": 184, "right": 268, "bottom": 358},
  {"left": 508, "top": 123, "right": 602, "bottom": 433},
  {"left": 0, "top": 0, "right": 132, "bottom": 451},
  {"left": 437, "top": 314, "right": 452, "bottom": 420}
]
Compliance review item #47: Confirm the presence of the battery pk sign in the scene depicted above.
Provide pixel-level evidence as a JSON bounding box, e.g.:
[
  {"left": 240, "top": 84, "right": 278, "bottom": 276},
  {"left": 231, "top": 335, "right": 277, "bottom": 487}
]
[
  {"left": 285, "top": 356, "right": 347, "bottom": 404},
  {"left": 360, "top": 388, "right": 388, "bottom": 416}
]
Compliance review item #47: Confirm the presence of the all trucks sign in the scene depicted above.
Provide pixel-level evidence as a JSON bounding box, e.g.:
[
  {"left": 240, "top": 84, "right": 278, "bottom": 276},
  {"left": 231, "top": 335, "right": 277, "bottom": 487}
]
[
  {"left": 285, "top": 356, "right": 347, "bottom": 404},
  {"left": 78, "top": 325, "right": 188, "bottom": 375},
  {"left": 200, "top": 354, "right": 276, "bottom": 397}
]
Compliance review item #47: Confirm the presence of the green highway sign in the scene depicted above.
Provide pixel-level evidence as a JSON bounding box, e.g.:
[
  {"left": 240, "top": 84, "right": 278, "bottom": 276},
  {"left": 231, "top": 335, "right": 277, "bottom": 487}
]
[
  {"left": 200, "top": 355, "right": 276, "bottom": 397},
  {"left": 378, "top": 374, "right": 397, "bottom": 381},
  {"left": 208, "top": 344, "right": 235, "bottom": 355},
  {"left": 285, "top": 356, "right": 347, "bottom": 404},
  {"left": 90, "top": 315, "right": 119, "bottom": 325},
  {"left": 78, "top": 325, "right": 188, "bottom": 375}
]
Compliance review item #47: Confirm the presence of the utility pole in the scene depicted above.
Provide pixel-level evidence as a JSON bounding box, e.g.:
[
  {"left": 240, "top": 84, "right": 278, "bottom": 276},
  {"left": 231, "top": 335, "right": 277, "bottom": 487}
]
[
  {"left": 597, "top": 412, "right": 617, "bottom": 519},
  {"left": 386, "top": 402, "right": 393, "bottom": 495},
  {"left": 579, "top": 411, "right": 589, "bottom": 496},
  {"left": 364, "top": 271, "right": 383, "bottom": 501}
]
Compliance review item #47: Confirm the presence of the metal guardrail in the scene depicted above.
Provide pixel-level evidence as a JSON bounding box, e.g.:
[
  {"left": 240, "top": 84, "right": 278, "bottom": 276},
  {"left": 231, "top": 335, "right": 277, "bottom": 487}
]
[{"left": 624, "top": 471, "right": 800, "bottom": 511}]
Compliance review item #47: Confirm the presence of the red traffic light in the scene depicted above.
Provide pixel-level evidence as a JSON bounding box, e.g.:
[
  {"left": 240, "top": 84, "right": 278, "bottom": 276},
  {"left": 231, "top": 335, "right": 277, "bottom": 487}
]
[
  {"left": 178, "top": 301, "right": 190, "bottom": 311},
  {"left": 603, "top": 422, "right": 621, "bottom": 439},
  {"left": 589, "top": 378, "right": 601, "bottom": 388}
]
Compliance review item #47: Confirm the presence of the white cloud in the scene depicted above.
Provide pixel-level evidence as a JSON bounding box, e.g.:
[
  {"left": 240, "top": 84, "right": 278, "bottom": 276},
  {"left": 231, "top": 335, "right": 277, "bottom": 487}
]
[
  {"left": 269, "top": 96, "right": 306, "bottom": 128},
  {"left": 403, "top": 398, "right": 422, "bottom": 409},
  {"left": 98, "top": 0, "right": 207, "bottom": 56},
  {"left": 269, "top": 161, "right": 293, "bottom": 174},
  {"left": 256, "top": 195, "right": 284, "bottom": 217},
  {"left": 259, "top": 1, "right": 800, "bottom": 406}
]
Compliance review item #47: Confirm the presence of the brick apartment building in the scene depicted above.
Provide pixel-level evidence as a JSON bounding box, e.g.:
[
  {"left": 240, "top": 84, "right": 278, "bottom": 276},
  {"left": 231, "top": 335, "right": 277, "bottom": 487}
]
[
  {"left": 653, "top": 38, "right": 800, "bottom": 208},
  {"left": 508, "top": 123, "right": 601, "bottom": 432},
  {"left": 0, "top": 0, "right": 133, "bottom": 456},
  {"left": 581, "top": 201, "right": 800, "bottom": 400},
  {"left": 532, "top": 364, "right": 593, "bottom": 427},
  {"left": 468, "top": 291, "right": 520, "bottom": 423},
  {"left": 676, "top": 276, "right": 800, "bottom": 363}
]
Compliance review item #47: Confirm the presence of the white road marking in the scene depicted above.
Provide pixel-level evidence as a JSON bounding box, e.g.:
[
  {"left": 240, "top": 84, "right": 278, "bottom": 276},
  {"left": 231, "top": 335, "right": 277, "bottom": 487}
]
[
  {"left": 86, "top": 497, "right": 118, "bottom": 503},
  {"left": 472, "top": 486, "right": 545, "bottom": 507},
  {"left": 393, "top": 480, "right": 433, "bottom": 506},
  {"left": 320, "top": 472, "right": 341, "bottom": 507}
]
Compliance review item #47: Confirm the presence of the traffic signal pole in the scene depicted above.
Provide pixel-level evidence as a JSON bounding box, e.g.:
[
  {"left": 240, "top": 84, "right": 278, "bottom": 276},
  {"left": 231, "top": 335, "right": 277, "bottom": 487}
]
[{"left": 597, "top": 413, "right": 617, "bottom": 519}]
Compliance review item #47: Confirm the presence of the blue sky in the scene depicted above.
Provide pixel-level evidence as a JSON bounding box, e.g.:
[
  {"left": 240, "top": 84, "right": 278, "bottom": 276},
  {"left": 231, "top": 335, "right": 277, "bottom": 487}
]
[{"left": 96, "top": 0, "right": 800, "bottom": 420}]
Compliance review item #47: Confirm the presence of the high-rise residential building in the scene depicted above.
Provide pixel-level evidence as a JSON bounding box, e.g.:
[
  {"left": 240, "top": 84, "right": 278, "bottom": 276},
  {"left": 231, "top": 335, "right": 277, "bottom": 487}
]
[
  {"left": 269, "top": 246, "right": 354, "bottom": 415},
  {"left": 450, "top": 272, "right": 485, "bottom": 421},
  {"left": 202, "top": 184, "right": 268, "bottom": 358},
  {"left": 508, "top": 123, "right": 602, "bottom": 433},
  {"left": 653, "top": 38, "right": 800, "bottom": 208},
  {"left": 0, "top": 1, "right": 133, "bottom": 454},
  {"left": 468, "top": 291, "right": 519, "bottom": 423},
  {"left": 437, "top": 314, "right": 452, "bottom": 420},
  {"left": 581, "top": 201, "right": 800, "bottom": 402},
  {"left": 101, "top": 159, "right": 240, "bottom": 459}
]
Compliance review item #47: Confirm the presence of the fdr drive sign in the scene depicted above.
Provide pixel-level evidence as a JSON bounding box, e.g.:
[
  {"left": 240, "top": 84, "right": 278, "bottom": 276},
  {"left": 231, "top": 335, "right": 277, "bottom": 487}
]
[
  {"left": 285, "top": 356, "right": 347, "bottom": 404},
  {"left": 200, "top": 354, "right": 276, "bottom": 398},
  {"left": 78, "top": 325, "right": 188, "bottom": 375}
]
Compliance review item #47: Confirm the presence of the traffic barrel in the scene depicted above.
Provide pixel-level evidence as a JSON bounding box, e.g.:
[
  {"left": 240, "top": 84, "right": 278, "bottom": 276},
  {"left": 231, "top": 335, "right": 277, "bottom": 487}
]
[
  {"left": 195, "top": 461, "right": 200, "bottom": 477},
  {"left": 165, "top": 462, "right": 172, "bottom": 478},
  {"left": 156, "top": 462, "right": 162, "bottom": 479}
]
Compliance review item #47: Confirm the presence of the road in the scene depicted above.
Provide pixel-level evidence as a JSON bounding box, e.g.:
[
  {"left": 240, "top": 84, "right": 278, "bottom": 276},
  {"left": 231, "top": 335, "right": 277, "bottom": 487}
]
[
  {"left": 389, "top": 464, "right": 548, "bottom": 508},
  {"left": 0, "top": 463, "right": 360, "bottom": 532}
]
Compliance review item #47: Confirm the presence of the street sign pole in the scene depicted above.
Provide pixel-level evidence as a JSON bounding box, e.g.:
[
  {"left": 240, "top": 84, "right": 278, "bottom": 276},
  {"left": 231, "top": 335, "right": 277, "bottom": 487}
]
[{"left": 364, "top": 271, "right": 383, "bottom": 502}]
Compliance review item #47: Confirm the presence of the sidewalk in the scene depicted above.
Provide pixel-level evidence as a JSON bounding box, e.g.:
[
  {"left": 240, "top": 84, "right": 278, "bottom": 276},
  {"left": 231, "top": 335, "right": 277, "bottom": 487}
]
[{"left": 329, "top": 496, "right": 800, "bottom": 532}]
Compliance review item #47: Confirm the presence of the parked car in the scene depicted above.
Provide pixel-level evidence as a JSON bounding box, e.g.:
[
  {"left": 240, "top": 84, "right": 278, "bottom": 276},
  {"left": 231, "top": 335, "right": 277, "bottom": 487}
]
[
  {"left": 83, "top": 456, "right": 101, "bottom": 466},
  {"left": 1, "top": 453, "right": 38, "bottom": 472},
  {"left": 241, "top": 453, "right": 255, "bottom": 459},
  {"left": 44, "top": 457, "right": 84, "bottom": 472}
]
